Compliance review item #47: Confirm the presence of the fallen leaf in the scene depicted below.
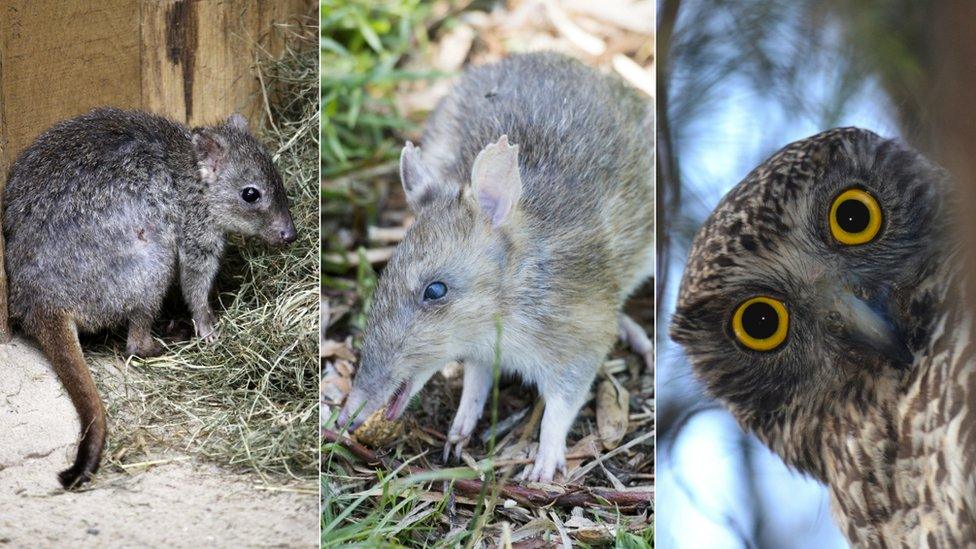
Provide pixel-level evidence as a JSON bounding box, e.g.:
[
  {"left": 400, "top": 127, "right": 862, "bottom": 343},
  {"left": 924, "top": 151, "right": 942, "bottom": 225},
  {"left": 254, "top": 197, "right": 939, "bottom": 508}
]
[
  {"left": 544, "top": 0, "right": 606, "bottom": 55},
  {"left": 435, "top": 24, "right": 476, "bottom": 71},
  {"left": 612, "top": 54, "right": 653, "bottom": 97},
  {"left": 320, "top": 367, "right": 350, "bottom": 404},
  {"left": 562, "top": 0, "right": 653, "bottom": 34},
  {"left": 565, "top": 433, "right": 600, "bottom": 475},
  {"left": 321, "top": 339, "right": 357, "bottom": 361},
  {"left": 596, "top": 378, "right": 629, "bottom": 450}
]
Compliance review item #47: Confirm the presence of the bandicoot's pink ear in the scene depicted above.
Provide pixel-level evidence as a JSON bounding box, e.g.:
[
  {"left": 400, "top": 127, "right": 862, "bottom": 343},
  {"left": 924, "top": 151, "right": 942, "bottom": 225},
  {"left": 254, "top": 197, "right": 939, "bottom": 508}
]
[
  {"left": 399, "top": 141, "right": 446, "bottom": 212},
  {"left": 471, "top": 135, "right": 522, "bottom": 227}
]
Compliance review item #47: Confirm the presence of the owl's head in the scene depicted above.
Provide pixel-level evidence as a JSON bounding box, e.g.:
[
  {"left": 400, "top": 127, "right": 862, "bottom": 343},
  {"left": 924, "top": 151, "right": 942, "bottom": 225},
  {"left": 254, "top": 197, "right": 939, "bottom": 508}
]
[{"left": 670, "top": 128, "right": 949, "bottom": 469}]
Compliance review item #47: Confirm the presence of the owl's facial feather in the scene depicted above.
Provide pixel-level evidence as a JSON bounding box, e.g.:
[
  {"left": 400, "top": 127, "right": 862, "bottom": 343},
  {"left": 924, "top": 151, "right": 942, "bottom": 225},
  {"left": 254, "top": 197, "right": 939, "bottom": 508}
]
[
  {"left": 671, "top": 127, "right": 948, "bottom": 475},
  {"left": 813, "top": 276, "right": 913, "bottom": 366}
]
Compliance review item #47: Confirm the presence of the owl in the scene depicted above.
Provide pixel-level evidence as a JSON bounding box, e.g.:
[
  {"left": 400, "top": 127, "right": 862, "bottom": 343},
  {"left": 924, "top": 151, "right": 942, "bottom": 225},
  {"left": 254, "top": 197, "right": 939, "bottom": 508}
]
[{"left": 670, "top": 127, "right": 976, "bottom": 545}]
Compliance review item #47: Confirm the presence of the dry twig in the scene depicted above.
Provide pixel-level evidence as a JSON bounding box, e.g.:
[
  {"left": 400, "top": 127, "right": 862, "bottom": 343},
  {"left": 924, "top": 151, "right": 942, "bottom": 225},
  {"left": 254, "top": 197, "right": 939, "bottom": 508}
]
[{"left": 322, "top": 429, "right": 652, "bottom": 510}]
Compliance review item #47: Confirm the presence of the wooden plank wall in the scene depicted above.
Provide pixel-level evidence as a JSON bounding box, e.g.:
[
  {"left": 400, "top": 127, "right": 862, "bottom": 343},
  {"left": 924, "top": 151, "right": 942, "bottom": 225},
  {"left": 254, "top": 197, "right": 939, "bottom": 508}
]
[
  {"left": 0, "top": 0, "right": 314, "bottom": 341},
  {"left": 141, "top": 0, "right": 313, "bottom": 127}
]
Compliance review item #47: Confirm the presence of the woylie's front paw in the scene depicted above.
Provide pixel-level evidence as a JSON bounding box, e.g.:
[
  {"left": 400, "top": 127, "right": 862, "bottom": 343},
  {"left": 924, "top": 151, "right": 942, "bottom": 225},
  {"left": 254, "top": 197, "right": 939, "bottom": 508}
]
[
  {"left": 522, "top": 442, "right": 568, "bottom": 483},
  {"left": 194, "top": 312, "right": 219, "bottom": 343}
]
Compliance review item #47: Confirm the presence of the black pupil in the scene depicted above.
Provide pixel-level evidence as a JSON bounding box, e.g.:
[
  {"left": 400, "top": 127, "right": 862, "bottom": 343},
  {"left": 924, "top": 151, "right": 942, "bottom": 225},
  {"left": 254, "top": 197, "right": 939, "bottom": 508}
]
[
  {"left": 424, "top": 282, "right": 447, "bottom": 300},
  {"left": 742, "top": 302, "right": 779, "bottom": 340},
  {"left": 836, "top": 198, "right": 870, "bottom": 233},
  {"left": 242, "top": 188, "right": 260, "bottom": 202}
]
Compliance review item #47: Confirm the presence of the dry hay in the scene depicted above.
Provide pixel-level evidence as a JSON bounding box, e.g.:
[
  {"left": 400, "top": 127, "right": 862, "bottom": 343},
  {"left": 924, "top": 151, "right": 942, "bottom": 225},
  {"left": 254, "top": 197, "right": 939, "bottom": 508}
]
[{"left": 94, "top": 20, "right": 320, "bottom": 484}]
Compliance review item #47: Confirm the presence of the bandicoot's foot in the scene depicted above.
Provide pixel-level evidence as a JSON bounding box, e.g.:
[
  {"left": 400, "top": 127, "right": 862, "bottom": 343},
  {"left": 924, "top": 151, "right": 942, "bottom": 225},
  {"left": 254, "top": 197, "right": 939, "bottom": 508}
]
[
  {"left": 442, "top": 436, "right": 470, "bottom": 463},
  {"left": 521, "top": 444, "right": 567, "bottom": 483},
  {"left": 619, "top": 313, "right": 653, "bottom": 369}
]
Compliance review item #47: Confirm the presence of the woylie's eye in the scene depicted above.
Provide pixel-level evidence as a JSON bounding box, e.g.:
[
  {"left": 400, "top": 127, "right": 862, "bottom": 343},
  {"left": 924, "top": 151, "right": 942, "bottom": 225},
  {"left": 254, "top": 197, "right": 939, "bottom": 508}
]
[
  {"left": 830, "top": 188, "right": 881, "bottom": 245},
  {"left": 241, "top": 187, "right": 261, "bottom": 203},
  {"left": 423, "top": 281, "right": 448, "bottom": 301},
  {"left": 732, "top": 296, "right": 789, "bottom": 351}
]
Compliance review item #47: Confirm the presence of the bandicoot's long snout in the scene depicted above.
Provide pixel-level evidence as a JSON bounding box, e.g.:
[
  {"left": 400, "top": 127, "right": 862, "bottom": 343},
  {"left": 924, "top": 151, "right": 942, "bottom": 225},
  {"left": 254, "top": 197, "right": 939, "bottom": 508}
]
[
  {"left": 338, "top": 378, "right": 414, "bottom": 431},
  {"left": 337, "top": 389, "right": 369, "bottom": 431}
]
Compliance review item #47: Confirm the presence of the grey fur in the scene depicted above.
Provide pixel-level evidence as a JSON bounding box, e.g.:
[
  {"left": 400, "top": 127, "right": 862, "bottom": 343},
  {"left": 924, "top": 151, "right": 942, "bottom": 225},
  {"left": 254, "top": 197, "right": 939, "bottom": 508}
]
[
  {"left": 5, "top": 107, "right": 296, "bottom": 336},
  {"left": 340, "top": 53, "right": 654, "bottom": 481},
  {"left": 3, "top": 107, "right": 296, "bottom": 486}
]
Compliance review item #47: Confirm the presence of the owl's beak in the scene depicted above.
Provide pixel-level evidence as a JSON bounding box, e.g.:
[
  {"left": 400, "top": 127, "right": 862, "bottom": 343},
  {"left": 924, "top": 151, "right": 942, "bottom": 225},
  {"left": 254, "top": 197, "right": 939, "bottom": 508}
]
[{"left": 819, "top": 281, "right": 914, "bottom": 367}]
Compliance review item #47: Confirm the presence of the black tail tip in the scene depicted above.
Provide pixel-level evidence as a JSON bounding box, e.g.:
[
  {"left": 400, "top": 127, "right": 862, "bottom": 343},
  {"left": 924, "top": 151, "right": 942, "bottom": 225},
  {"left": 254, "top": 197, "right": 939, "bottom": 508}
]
[{"left": 58, "top": 465, "right": 95, "bottom": 490}]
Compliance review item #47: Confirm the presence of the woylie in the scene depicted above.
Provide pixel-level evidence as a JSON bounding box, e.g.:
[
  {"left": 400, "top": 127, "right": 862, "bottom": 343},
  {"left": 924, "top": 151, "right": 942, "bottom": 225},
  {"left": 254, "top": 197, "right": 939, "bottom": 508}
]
[
  {"left": 3, "top": 108, "right": 297, "bottom": 488},
  {"left": 339, "top": 53, "right": 653, "bottom": 481}
]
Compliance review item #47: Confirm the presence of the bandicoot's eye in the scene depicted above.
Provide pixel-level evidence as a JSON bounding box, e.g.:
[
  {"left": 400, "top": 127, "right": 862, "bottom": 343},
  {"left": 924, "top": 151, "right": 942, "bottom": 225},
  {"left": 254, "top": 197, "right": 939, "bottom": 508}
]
[
  {"left": 829, "top": 188, "right": 882, "bottom": 245},
  {"left": 732, "top": 297, "right": 789, "bottom": 351},
  {"left": 423, "top": 281, "right": 448, "bottom": 301}
]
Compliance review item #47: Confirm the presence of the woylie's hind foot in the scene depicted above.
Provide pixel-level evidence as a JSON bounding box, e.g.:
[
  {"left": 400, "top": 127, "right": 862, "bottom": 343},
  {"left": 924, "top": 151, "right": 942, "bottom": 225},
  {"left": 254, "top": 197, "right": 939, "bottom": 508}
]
[
  {"left": 126, "top": 338, "right": 164, "bottom": 358},
  {"left": 126, "top": 315, "right": 164, "bottom": 357}
]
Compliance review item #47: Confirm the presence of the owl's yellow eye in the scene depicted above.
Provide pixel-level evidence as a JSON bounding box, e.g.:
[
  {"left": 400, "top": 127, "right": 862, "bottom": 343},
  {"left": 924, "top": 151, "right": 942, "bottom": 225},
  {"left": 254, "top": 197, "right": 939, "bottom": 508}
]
[
  {"left": 829, "top": 188, "right": 882, "bottom": 245},
  {"left": 732, "top": 297, "right": 789, "bottom": 351}
]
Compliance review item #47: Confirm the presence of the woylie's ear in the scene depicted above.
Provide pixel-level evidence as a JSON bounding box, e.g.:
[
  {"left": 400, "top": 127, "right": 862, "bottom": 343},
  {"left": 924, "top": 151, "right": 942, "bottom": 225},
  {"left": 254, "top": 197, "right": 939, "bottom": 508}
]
[
  {"left": 226, "top": 113, "right": 249, "bottom": 131},
  {"left": 191, "top": 129, "right": 229, "bottom": 183},
  {"left": 471, "top": 135, "right": 522, "bottom": 227},
  {"left": 399, "top": 141, "right": 443, "bottom": 212}
]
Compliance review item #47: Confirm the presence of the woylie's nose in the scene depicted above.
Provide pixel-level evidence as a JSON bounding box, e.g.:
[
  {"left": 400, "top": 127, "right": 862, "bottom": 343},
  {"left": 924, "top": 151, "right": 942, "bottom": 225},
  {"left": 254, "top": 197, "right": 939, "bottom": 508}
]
[
  {"left": 280, "top": 225, "right": 297, "bottom": 244},
  {"left": 273, "top": 213, "right": 298, "bottom": 245}
]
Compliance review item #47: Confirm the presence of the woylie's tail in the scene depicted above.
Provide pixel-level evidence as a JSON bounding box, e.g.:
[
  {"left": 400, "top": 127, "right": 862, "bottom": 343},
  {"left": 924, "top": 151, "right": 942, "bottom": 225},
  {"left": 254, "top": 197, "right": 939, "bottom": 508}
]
[{"left": 25, "top": 311, "right": 106, "bottom": 488}]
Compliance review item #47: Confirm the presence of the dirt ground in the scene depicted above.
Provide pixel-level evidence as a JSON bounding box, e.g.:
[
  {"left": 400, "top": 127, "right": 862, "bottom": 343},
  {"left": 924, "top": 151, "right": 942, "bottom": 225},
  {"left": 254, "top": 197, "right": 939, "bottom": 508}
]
[{"left": 0, "top": 337, "right": 317, "bottom": 548}]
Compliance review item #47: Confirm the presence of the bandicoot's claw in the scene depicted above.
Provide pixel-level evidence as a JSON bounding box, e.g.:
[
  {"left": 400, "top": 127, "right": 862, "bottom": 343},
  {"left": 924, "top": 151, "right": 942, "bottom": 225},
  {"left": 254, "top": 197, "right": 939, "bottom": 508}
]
[{"left": 441, "top": 437, "right": 469, "bottom": 463}]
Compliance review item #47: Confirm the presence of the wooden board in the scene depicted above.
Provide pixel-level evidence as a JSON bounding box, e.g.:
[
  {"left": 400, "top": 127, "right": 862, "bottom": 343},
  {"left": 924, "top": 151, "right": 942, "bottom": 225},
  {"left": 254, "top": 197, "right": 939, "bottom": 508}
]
[
  {"left": 0, "top": 0, "right": 143, "bottom": 341},
  {"left": 0, "top": 0, "right": 314, "bottom": 339},
  {"left": 141, "top": 0, "right": 314, "bottom": 127},
  {"left": 0, "top": 1, "right": 143, "bottom": 173}
]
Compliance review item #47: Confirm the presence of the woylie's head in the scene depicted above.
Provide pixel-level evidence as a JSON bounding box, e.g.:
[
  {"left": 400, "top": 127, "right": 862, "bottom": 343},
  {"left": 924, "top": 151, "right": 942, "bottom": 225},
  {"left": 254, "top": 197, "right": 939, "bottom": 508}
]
[
  {"left": 191, "top": 114, "right": 297, "bottom": 246},
  {"left": 339, "top": 136, "right": 523, "bottom": 429}
]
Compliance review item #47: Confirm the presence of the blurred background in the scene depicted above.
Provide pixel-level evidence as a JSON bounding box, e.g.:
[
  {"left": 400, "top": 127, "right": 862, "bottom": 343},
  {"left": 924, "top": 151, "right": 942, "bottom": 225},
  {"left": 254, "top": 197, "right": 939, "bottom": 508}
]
[{"left": 656, "top": 1, "right": 976, "bottom": 547}]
